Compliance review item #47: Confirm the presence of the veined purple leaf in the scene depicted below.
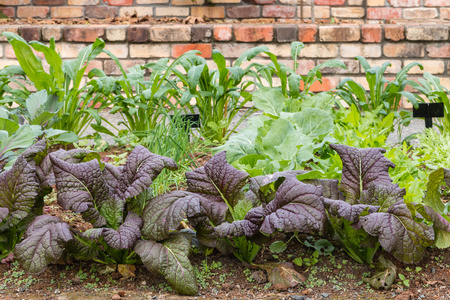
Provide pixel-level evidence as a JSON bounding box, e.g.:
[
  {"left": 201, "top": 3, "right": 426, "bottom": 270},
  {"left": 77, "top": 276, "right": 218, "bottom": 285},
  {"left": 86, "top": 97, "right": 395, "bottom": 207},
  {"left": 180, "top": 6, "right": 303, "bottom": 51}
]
[
  {"left": 324, "top": 199, "right": 379, "bottom": 223},
  {"left": 135, "top": 232, "right": 198, "bottom": 295},
  {"left": 102, "top": 212, "right": 143, "bottom": 249},
  {"left": 216, "top": 207, "right": 265, "bottom": 237},
  {"left": 141, "top": 191, "right": 203, "bottom": 241},
  {"left": 360, "top": 184, "right": 405, "bottom": 209},
  {"left": 50, "top": 155, "right": 108, "bottom": 227},
  {"left": 260, "top": 178, "right": 326, "bottom": 235},
  {"left": 186, "top": 151, "right": 249, "bottom": 206},
  {"left": 249, "top": 171, "right": 305, "bottom": 204},
  {"left": 420, "top": 205, "right": 450, "bottom": 232},
  {"left": 116, "top": 145, "right": 178, "bottom": 199},
  {"left": 0, "top": 208, "right": 8, "bottom": 224},
  {"left": 329, "top": 144, "right": 395, "bottom": 204},
  {"left": 103, "top": 163, "right": 122, "bottom": 192},
  {"left": 15, "top": 215, "right": 73, "bottom": 274},
  {"left": 82, "top": 228, "right": 104, "bottom": 240},
  {"left": 360, "top": 202, "right": 434, "bottom": 263},
  {"left": 302, "top": 179, "right": 343, "bottom": 200}
]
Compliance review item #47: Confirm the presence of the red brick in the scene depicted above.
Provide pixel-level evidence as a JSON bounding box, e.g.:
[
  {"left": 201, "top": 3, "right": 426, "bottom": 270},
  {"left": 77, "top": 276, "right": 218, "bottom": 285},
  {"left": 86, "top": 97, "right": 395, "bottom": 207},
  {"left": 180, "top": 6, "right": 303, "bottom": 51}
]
[
  {"left": 227, "top": 6, "right": 260, "bottom": 18},
  {"left": 262, "top": 6, "right": 295, "bottom": 18},
  {"left": 172, "top": 44, "right": 212, "bottom": 58},
  {"left": 0, "top": 7, "right": 15, "bottom": 18},
  {"left": 86, "top": 7, "right": 117, "bottom": 18},
  {"left": 127, "top": 26, "right": 149, "bottom": 43},
  {"left": 33, "top": 0, "right": 64, "bottom": 4},
  {"left": 314, "top": 0, "right": 344, "bottom": 5},
  {"left": 20, "top": 27, "right": 40, "bottom": 41},
  {"left": 425, "top": 0, "right": 448, "bottom": 6},
  {"left": 362, "top": 25, "right": 381, "bottom": 43},
  {"left": 51, "top": 7, "right": 83, "bottom": 18},
  {"left": 234, "top": 25, "right": 273, "bottom": 42},
  {"left": 298, "top": 24, "right": 317, "bottom": 42},
  {"left": 103, "top": 0, "right": 133, "bottom": 5},
  {"left": 385, "top": 25, "right": 405, "bottom": 41},
  {"left": 383, "top": 43, "right": 425, "bottom": 57},
  {"left": 17, "top": 6, "right": 49, "bottom": 18},
  {"left": 426, "top": 44, "right": 450, "bottom": 58},
  {"left": 388, "top": 0, "right": 419, "bottom": 7},
  {"left": 245, "top": 0, "right": 275, "bottom": 4},
  {"left": 300, "top": 77, "right": 339, "bottom": 92},
  {"left": 213, "top": 25, "right": 232, "bottom": 41},
  {"left": 367, "top": 8, "right": 402, "bottom": 19},
  {"left": 64, "top": 27, "right": 105, "bottom": 42}
]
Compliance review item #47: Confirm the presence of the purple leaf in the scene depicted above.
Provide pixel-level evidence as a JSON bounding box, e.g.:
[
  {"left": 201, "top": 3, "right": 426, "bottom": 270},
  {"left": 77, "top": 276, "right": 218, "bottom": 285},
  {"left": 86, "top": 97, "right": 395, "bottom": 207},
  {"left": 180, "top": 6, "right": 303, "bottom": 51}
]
[
  {"left": 15, "top": 215, "right": 73, "bottom": 274},
  {"left": 116, "top": 145, "right": 178, "bottom": 199},
  {"left": 260, "top": 178, "right": 326, "bottom": 235},
  {"left": 360, "top": 184, "right": 406, "bottom": 209},
  {"left": 360, "top": 203, "right": 434, "bottom": 263},
  {"left": 324, "top": 198, "right": 379, "bottom": 223},
  {"left": 102, "top": 212, "right": 143, "bottom": 249},
  {"left": 216, "top": 207, "right": 265, "bottom": 237},
  {"left": 0, "top": 208, "right": 8, "bottom": 224},
  {"left": 249, "top": 171, "right": 305, "bottom": 204},
  {"left": 329, "top": 144, "right": 395, "bottom": 204},
  {"left": 141, "top": 191, "right": 203, "bottom": 241},
  {"left": 302, "top": 179, "right": 344, "bottom": 200}
]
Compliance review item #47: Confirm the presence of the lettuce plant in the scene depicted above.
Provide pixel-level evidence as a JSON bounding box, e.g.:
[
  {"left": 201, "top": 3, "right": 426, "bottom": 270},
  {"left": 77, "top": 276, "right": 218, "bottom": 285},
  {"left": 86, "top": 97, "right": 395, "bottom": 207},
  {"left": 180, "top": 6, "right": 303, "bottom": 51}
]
[
  {"left": 322, "top": 144, "right": 450, "bottom": 264},
  {"left": 0, "top": 140, "right": 51, "bottom": 260},
  {"left": 15, "top": 145, "right": 177, "bottom": 273}
]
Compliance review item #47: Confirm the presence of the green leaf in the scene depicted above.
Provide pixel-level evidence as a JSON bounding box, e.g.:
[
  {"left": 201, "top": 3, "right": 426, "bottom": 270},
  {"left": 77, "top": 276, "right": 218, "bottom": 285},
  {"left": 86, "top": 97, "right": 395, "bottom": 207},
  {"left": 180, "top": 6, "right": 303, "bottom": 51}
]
[
  {"left": 0, "top": 118, "right": 19, "bottom": 136},
  {"left": 90, "top": 124, "right": 116, "bottom": 137},
  {"left": 253, "top": 87, "right": 286, "bottom": 117},
  {"left": 0, "top": 125, "right": 38, "bottom": 159},
  {"left": 269, "top": 241, "right": 287, "bottom": 253},
  {"left": 281, "top": 108, "right": 333, "bottom": 138},
  {"left": 30, "top": 41, "right": 64, "bottom": 88}
]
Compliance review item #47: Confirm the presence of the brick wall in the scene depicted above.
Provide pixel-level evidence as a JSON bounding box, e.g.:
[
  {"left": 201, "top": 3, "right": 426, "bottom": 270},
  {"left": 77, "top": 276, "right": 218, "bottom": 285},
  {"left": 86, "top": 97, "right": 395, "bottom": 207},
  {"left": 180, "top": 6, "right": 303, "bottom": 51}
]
[
  {"left": 1, "top": 0, "right": 449, "bottom": 23},
  {"left": 0, "top": 24, "right": 448, "bottom": 108}
]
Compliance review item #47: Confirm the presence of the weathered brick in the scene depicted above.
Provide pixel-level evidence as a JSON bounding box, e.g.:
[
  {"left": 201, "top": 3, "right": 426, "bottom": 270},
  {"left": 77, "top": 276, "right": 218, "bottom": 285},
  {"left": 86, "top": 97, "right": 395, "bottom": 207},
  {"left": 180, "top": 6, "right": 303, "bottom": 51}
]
[
  {"left": 0, "top": 7, "right": 14, "bottom": 18},
  {"left": 227, "top": 6, "right": 260, "bottom": 18},
  {"left": 51, "top": 7, "right": 83, "bottom": 18},
  {"left": 0, "top": 27, "right": 19, "bottom": 42},
  {"left": 55, "top": 43, "right": 88, "bottom": 59},
  {"left": 279, "top": 0, "right": 310, "bottom": 4},
  {"left": 362, "top": 25, "right": 381, "bottom": 43},
  {"left": 298, "top": 6, "right": 330, "bottom": 19},
  {"left": 214, "top": 44, "right": 255, "bottom": 58},
  {"left": 86, "top": 7, "right": 118, "bottom": 18},
  {"left": 84, "top": 60, "right": 103, "bottom": 75},
  {"left": 404, "top": 60, "right": 445, "bottom": 74},
  {"left": 404, "top": 8, "right": 438, "bottom": 19},
  {"left": 295, "top": 59, "right": 315, "bottom": 75},
  {"left": 33, "top": 0, "right": 62, "bottom": 5},
  {"left": 210, "top": 0, "right": 240, "bottom": 3},
  {"left": 442, "top": 8, "right": 450, "bottom": 20},
  {"left": 6, "top": 45, "right": 45, "bottom": 59},
  {"left": 388, "top": 0, "right": 419, "bottom": 7},
  {"left": 314, "top": 0, "right": 344, "bottom": 5},
  {"left": 68, "top": 0, "right": 99, "bottom": 4},
  {"left": 319, "top": 59, "right": 359, "bottom": 74},
  {"left": 300, "top": 77, "right": 340, "bottom": 92},
  {"left": 300, "top": 44, "right": 338, "bottom": 58},
  {"left": 136, "top": 0, "right": 167, "bottom": 3},
  {"left": 319, "top": 26, "right": 360, "bottom": 42},
  {"left": 17, "top": 6, "right": 49, "bottom": 18},
  {"left": 98, "top": 44, "right": 128, "bottom": 58},
  {"left": 348, "top": 0, "right": 363, "bottom": 4},
  {"left": 20, "top": 27, "right": 40, "bottom": 42},
  {"left": 366, "top": 59, "right": 402, "bottom": 73},
  {"left": 104, "top": 59, "right": 146, "bottom": 76},
  {"left": 172, "top": 44, "right": 212, "bottom": 58},
  {"left": 64, "top": 27, "right": 105, "bottom": 42},
  {"left": 119, "top": 7, "right": 153, "bottom": 17},
  {"left": 262, "top": 6, "right": 296, "bottom": 18},
  {"left": 331, "top": 7, "right": 365, "bottom": 19},
  {"left": 173, "top": 0, "right": 204, "bottom": 4},
  {"left": 155, "top": 7, "right": 189, "bottom": 17},
  {"left": 244, "top": 0, "right": 275, "bottom": 4},
  {"left": 385, "top": 25, "right": 405, "bottom": 41},
  {"left": 383, "top": 43, "right": 425, "bottom": 57},
  {"left": 192, "top": 26, "right": 213, "bottom": 42},
  {"left": 150, "top": 26, "right": 191, "bottom": 42},
  {"left": 340, "top": 44, "right": 381, "bottom": 58},
  {"left": 129, "top": 44, "right": 171, "bottom": 58},
  {"left": 234, "top": 25, "right": 273, "bottom": 42},
  {"left": 42, "top": 26, "right": 62, "bottom": 41},
  {"left": 367, "top": 0, "right": 384, "bottom": 5},
  {"left": 0, "top": 60, "right": 20, "bottom": 70},
  {"left": 213, "top": 25, "right": 232, "bottom": 41},
  {"left": 103, "top": 0, "right": 133, "bottom": 5},
  {"left": 425, "top": 0, "right": 448, "bottom": 5},
  {"left": 128, "top": 26, "right": 149, "bottom": 43},
  {"left": 298, "top": 25, "right": 317, "bottom": 42},
  {"left": 426, "top": 44, "right": 450, "bottom": 58},
  {"left": 367, "top": 8, "right": 402, "bottom": 19},
  {"left": 264, "top": 44, "right": 292, "bottom": 57},
  {"left": 276, "top": 25, "right": 298, "bottom": 42},
  {"left": 105, "top": 26, "right": 126, "bottom": 42},
  {"left": 191, "top": 7, "right": 225, "bottom": 19},
  {"left": 406, "top": 26, "right": 448, "bottom": 41}
]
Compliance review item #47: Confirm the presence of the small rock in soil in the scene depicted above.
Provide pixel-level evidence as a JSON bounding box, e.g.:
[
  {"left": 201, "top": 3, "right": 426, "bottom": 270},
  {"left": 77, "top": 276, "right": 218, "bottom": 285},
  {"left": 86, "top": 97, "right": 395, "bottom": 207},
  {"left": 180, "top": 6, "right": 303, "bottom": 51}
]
[
  {"left": 118, "top": 290, "right": 126, "bottom": 297},
  {"left": 302, "top": 288, "right": 313, "bottom": 295},
  {"left": 71, "top": 276, "right": 81, "bottom": 285},
  {"left": 290, "top": 296, "right": 306, "bottom": 300},
  {"left": 251, "top": 271, "right": 267, "bottom": 284},
  {"left": 221, "top": 283, "right": 231, "bottom": 291},
  {"left": 111, "top": 295, "right": 121, "bottom": 300},
  {"left": 321, "top": 293, "right": 329, "bottom": 298},
  {"left": 394, "top": 291, "right": 413, "bottom": 300},
  {"left": 54, "top": 288, "right": 60, "bottom": 294}
]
